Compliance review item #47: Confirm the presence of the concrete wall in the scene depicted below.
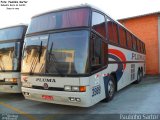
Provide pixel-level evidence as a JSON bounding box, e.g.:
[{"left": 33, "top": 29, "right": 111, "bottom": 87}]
[{"left": 119, "top": 14, "right": 159, "bottom": 75}]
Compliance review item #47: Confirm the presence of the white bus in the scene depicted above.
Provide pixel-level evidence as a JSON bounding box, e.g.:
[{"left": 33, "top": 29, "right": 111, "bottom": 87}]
[
  {"left": 21, "top": 5, "right": 146, "bottom": 107},
  {"left": 0, "top": 25, "right": 27, "bottom": 93}
]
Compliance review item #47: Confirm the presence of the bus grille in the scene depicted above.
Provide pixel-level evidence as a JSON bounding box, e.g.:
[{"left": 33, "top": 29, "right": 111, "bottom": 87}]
[{"left": 32, "top": 85, "right": 64, "bottom": 91}]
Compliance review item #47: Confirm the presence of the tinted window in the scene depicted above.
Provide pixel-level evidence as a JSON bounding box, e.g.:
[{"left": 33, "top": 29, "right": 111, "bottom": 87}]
[
  {"left": 112, "top": 23, "right": 119, "bottom": 44},
  {"left": 0, "top": 26, "right": 24, "bottom": 41},
  {"left": 119, "top": 26, "right": 127, "bottom": 47},
  {"left": 142, "top": 43, "right": 145, "bottom": 53},
  {"left": 132, "top": 36, "right": 137, "bottom": 51},
  {"left": 137, "top": 39, "right": 141, "bottom": 52},
  {"left": 102, "top": 41, "right": 107, "bottom": 66},
  {"left": 92, "top": 12, "right": 106, "bottom": 38},
  {"left": 90, "top": 33, "right": 107, "bottom": 72},
  {"left": 106, "top": 18, "right": 118, "bottom": 44},
  {"left": 91, "top": 33, "right": 102, "bottom": 71},
  {"left": 27, "top": 8, "right": 90, "bottom": 34},
  {"left": 141, "top": 42, "right": 143, "bottom": 53},
  {"left": 91, "top": 34, "right": 101, "bottom": 66},
  {"left": 107, "top": 19, "right": 114, "bottom": 42},
  {"left": 139, "top": 41, "right": 142, "bottom": 53},
  {"left": 126, "top": 32, "right": 132, "bottom": 49}
]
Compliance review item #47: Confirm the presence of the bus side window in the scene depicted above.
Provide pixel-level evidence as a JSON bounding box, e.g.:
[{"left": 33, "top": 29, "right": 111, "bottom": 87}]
[
  {"left": 137, "top": 39, "right": 140, "bottom": 52},
  {"left": 112, "top": 23, "right": 119, "bottom": 44},
  {"left": 143, "top": 43, "right": 145, "bottom": 53},
  {"left": 106, "top": 19, "right": 114, "bottom": 42},
  {"left": 132, "top": 36, "right": 137, "bottom": 51},
  {"left": 106, "top": 18, "right": 118, "bottom": 44},
  {"left": 126, "top": 32, "right": 133, "bottom": 50},
  {"left": 119, "top": 26, "right": 127, "bottom": 47},
  {"left": 91, "top": 33, "right": 103, "bottom": 71},
  {"left": 92, "top": 12, "right": 106, "bottom": 39}
]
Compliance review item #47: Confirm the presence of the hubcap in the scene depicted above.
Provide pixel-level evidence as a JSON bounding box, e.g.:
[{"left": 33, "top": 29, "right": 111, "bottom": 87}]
[{"left": 108, "top": 79, "right": 114, "bottom": 97}]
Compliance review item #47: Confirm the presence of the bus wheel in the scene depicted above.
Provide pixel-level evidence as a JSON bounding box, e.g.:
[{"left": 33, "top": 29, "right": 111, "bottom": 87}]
[
  {"left": 103, "top": 75, "right": 116, "bottom": 102},
  {"left": 134, "top": 70, "right": 142, "bottom": 84}
]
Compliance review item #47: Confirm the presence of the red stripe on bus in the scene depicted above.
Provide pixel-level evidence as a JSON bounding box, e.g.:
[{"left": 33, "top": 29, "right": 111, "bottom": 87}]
[{"left": 108, "top": 49, "right": 126, "bottom": 69}]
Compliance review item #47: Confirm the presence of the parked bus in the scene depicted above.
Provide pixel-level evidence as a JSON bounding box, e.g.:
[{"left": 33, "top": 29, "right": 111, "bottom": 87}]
[
  {"left": 0, "top": 25, "right": 27, "bottom": 93},
  {"left": 21, "top": 5, "right": 146, "bottom": 107}
]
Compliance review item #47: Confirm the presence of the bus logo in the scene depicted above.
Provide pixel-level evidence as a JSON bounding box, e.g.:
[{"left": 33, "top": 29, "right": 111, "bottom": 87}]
[
  {"left": 36, "top": 78, "right": 56, "bottom": 82},
  {"left": 43, "top": 83, "right": 49, "bottom": 90}
]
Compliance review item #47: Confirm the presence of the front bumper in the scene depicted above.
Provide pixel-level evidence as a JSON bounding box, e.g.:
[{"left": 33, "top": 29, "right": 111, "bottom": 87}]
[
  {"left": 0, "top": 85, "right": 21, "bottom": 93},
  {"left": 22, "top": 87, "right": 93, "bottom": 107}
]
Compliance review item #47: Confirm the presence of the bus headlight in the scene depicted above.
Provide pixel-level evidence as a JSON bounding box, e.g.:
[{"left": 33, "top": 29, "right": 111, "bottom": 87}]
[
  {"left": 5, "top": 78, "right": 17, "bottom": 83},
  {"left": 72, "top": 86, "right": 79, "bottom": 92},
  {"left": 64, "top": 86, "right": 86, "bottom": 92},
  {"left": 64, "top": 86, "right": 71, "bottom": 91}
]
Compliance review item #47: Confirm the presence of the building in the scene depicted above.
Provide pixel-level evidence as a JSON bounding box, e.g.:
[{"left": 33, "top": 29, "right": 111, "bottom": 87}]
[{"left": 119, "top": 12, "right": 160, "bottom": 75}]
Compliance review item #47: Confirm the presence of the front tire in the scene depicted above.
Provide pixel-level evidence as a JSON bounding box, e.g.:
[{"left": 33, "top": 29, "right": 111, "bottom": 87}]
[{"left": 103, "top": 75, "right": 116, "bottom": 102}]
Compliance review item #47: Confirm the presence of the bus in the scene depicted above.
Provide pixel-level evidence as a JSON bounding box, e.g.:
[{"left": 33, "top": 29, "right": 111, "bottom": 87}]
[
  {"left": 21, "top": 5, "right": 146, "bottom": 107},
  {"left": 0, "top": 25, "right": 27, "bottom": 93}
]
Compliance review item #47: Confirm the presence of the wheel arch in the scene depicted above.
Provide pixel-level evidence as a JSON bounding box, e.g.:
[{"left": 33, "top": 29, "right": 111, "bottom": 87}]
[{"left": 110, "top": 72, "right": 117, "bottom": 91}]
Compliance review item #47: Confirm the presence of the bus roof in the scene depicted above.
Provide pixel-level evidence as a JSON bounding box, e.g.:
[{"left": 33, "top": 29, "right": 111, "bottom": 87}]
[
  {"left": 32, "top": 4, "right": 92, "bottom": 18},
  {"left": 0, "top": 24, "right": 28, "bottom": 31},
  {"left": 31, "top": 4, "right": 145, "bottom": 44},
  {"left": 31, "top": 4, "right": 125, "bottom": 30}
]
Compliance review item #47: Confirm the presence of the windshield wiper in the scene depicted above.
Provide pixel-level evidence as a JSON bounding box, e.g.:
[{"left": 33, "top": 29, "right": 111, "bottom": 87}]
[
  {"left": 47, "top": 42, "right": 64, "bottom": 77},
  {"left": 38, "top": 41, "right": 42, "bottom": 62},
  {"left": 29, "top": 50, "right": 39, "bottom": 75},
  {"left": 29, "top": 42, "right": 43, "bottom": 74}
]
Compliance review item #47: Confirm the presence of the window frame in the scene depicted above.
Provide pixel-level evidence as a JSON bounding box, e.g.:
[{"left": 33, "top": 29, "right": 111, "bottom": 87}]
[
  {"left": 126, "top": 31, "right": 133, "bottom": 49},
  {"left": 91, "top": 10, "right": 107, "bottom": 40},
  {"left": 89, "top": 31, "right": 108, "bottom": 73},
  {"left": 118, "top": 26, "right": 127, "bottom": 48},
  {"left": 94, "top": 9, "right": 145, "bottom": 54},
  {"left": 106, "top": 17, "right": 119, "bottom": 45}
]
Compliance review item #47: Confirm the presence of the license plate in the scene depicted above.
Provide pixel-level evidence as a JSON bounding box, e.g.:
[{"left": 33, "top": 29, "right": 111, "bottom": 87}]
[{"left": 42, "top": 95, "right": 53, "bottom": 101}]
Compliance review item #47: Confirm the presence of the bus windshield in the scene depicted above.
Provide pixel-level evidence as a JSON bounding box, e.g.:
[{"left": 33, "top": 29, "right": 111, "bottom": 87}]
[
  {"left": 0, "top": 42, "right": 20, "bottom": 71},
  {"left": 0, "top": 26, "right": 25, "bottom": 71},
  {"left": 0, "top": 26, "right": 24, "bottom": 41},
  {"left": 27, "top": 8, "right": 90, "bottom": 34},
  {"left": 22, "top": 30, "right": 89, "bottom": 75}
]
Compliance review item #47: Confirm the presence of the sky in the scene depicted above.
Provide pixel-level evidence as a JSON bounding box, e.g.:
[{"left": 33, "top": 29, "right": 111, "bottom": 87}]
[{"left": 0, "top": 0, "right": 160, "bottom": 28}]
